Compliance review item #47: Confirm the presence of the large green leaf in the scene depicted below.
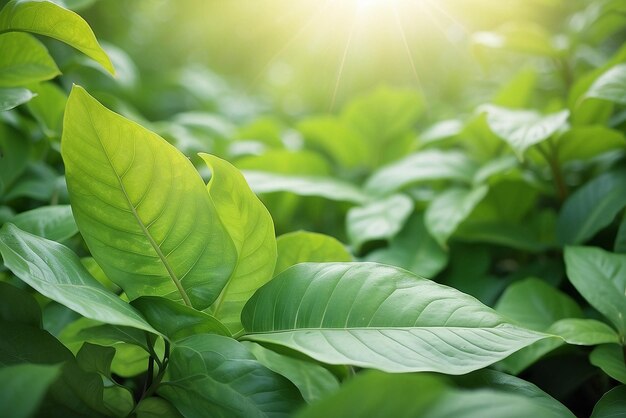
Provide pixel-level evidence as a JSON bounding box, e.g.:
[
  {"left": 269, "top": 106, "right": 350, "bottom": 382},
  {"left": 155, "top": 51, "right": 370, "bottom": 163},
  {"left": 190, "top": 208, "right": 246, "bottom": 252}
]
[
  {"left": 0, "top": 281, "right": 41, "bottom": 327},
  {"left": 484, "top": 105, "right": 569, "bottom": 158},
  {"left": 585, "top": 63, "right": 626, "bottom": 105},
  {"left": 274, "top": 231, "right": 352, "bottom": 276},
  {"left": 0, "top": 32, "right": 59, "bottom": 86},
  {"left": 0, "top": 0, "right": 114, "bottom": 74},
  {"left": 557, "top": 170, "right": 626, "bottom": 245},
  {"left": 616, "top": 216, "right": 626, "bottom": 253},
  {"left": 0, "top": 223, "right": 158, "bottom": 334},
  {"left": 364, "top": 150, "right": 477, "bottom": 196},
  {"left": 201, "top": 154, "right": 276, "bottom": 335},
  {"left": 346, "top": 194, "right": 413, "bottom": 252},
  {"left": 0, "top": 363, "right": 61, "bottom": 418},
  {"left": 556, "top": 126, "right": 626, "bottom": 163},
  {"left": 62, "top": 86, "right": 237, "bottom": 309},
  {"left": 9, "top": 205, "right": 77, "bottom": 241},
  {"left": 565, "top": 246, "right": 626, "bottom": 336},
  {"left": 159, "top": 334, "right": 303, "bottom": 418},
  {"left": 0, "top": 87, "right": 34, "bottom": 110},
  {"left": 26, "top": 81, "right": 67, "bottom": 137},
  {"left": 590, "top": 386, "right": 626, "bottom": 418},
  {"left": 242, "top": 262, "right": 549, "bottom": 374},
  {"left": 590, "top": 344, "right": 626, "bottom": 384}
]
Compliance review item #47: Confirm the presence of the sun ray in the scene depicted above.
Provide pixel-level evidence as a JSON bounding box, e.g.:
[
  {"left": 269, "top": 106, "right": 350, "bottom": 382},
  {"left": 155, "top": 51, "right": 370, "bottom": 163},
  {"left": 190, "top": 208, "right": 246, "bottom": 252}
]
[
  {"left": 329, "top": 7, "right": 358, "bottom": 112},
  {"left": 424, "top": 0, "right": 469, "bottom": 35}
]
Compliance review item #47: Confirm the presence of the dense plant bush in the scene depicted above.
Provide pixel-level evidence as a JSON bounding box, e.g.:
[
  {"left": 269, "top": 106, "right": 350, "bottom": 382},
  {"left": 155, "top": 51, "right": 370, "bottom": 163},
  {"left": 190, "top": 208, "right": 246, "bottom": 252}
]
[{"left": 1, "top": 0, "right": 625, "bottom": 417}]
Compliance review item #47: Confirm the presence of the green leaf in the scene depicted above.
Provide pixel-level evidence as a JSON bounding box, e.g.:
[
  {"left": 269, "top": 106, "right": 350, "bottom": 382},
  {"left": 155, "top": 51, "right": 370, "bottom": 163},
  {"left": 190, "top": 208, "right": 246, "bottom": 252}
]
[
  {"left": 557, "top": 171, "right": 626, "bottom": 245},
  {"left": 617, "top": 217, "right": 626, "bottom": 254},
  {"left": 62, "top": 86, "right": 237, "bottom": 309},
  {"left": 201, "top": 154, "right": 277, "bottom": 335},
  {"left": 585, "top": 63, "right": 626, "bottom": 105},
  {"left": 242, "top": 262, "right": 549, "bottom": 375},
  {"left": 484, "top": 105, "right": 569, "bottom": 158},
  {"left": 0, "top": 32, "right": 60, "bottom": 86},
  {"left": 364, "top": 150, "right": 477, "bottom": 196},
  {"left": 242, "top": 171, "right": 369, "bottom": 204},
  {"left": 10, "top": 205, "right": 77, "bottom": 241},
  {"left": 590, "top": 344, "right": 626, "bottom": 384},
  {"left": 0, "top": 123, "right": 29, "bottom": 196},
  {"left": 242, "top": 341, "right": 340, "bottom": 404},
  {"left": 0, "top": 363, "right": 61, "bottom": 418},
  {"left": 132, "top": 296, "right": 231, "bottom": 341},
  {"left": 274, "top": 231, "right": 352, "bottom": 276},
  {"left": 548, "top": 319, "right": 620, "bottom": 345},
  {"left": 364, "top": 212, "right": 448, "bottom": 279},
  {"left": 159, "top": 334, "right": 303, "bottom": 418},
  {"left": 556, "top": 126, "right": 626, "bottom": 163},
  {"left": 347, "top": 194, "right": 413, "bottom": 252},
  {"left": 0, "top": 223, "right": 158, "bottom": 334},
  {"left": 75, "top": 342, "right": 115, "bottom": 377},
  {"left": 425, "top": 186, "right": 489, "bottom": 248},
  {"left": 0, "top": 87, "right": 35, "bottom": 111},
  {"left": 0, "top": 322, "right": 73, "bottom": 366},
  {"left": 26, "top": 81, "right": 67, "bottom": 137},
  {"left": 565, "top": 246, "right": 626, "bottom": 336},
  {"left": 0, "top": 282, "right": 41, "bottom": 327},
  {"left": 0, "top": 0, "right": 114, "bottom": 74},
  {"left": 135, "top": 398, "right": 184, "bottom": 418},
  {"left": 590, "top": 386, "right": 626, "bottom": 418}
]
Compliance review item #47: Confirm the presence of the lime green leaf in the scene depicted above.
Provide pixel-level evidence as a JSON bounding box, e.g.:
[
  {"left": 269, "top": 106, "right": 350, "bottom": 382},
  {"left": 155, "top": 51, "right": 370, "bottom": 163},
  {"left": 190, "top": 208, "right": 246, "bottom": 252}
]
[
  {"left": 548, "top": 319, "right": 620, "bottom": 345},
  {"left": 132, "top": 296, "right": 231, "bottom": 340},
  {"left": 364, "top": 150, "right": 477, "bottom": 196},
  {"left": 556, "top": 126, "right": 626, "bottom": 163},
  {"left": 0, "top": 87, "right": 34, "bottom": 111},
  {"left": 590, "top": 344, "right": 626, "bottom": 384},
  {"left": 590, "top": 386, "right": 626, "bottom": 418},
  {"left": 242, "top": 341, "right": 340, "bottom": 404},
  {"left": 201, "top": 154, "right": 277, "bottom": 335},
  {"left": 10, "top": 205, "right": 77, "bottom": 241},
  {"left": 243, "top": 171, "right": 369, "bottom": 204},
  {"left": 242, "top": 263, "right": 549, "bottom": 374},
  {"left": 585, "top": 63, "right": 626, "bottom": 105},
  {"left": 0, "top": 0, "right": 114, "bottom": 74},
  {"left": 0, "top": 363, "right": 61, "bottom": 418},
  {"left": 0, "top": 32, "right": 59, "bottom": 86},
  {"left": 484, "top": 105, "right": 569, "bottom": 158},
  {"left": 159, "top": 334, "right": 303, "bottom": 418},
  {"left": 26, "top": 81, "right": 67, "bottom": 137},
  {"left": 565, "top": 246, "right": 626, "bottom": 336},
  {"left": 0, "top": 223, "right": 158, "bottom": 334},
  {"left": 62, "top": 86, "right": 237, "bottom": 309},
  {"left": 347, "top": 194, "right": 413, "bottom": 252},
  {"left": 274, "top": 231, "right": 352, "bottom": 275},
  {"left": 557, "top": 170, "right": 626, "bottom": 245},
  {"left": 425, "top": 186, "right": 489, "bottom": 248}
]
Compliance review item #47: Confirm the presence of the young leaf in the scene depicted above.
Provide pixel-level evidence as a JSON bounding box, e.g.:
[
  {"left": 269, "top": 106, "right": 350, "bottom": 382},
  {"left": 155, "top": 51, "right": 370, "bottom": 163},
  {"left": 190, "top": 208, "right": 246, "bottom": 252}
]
[
  {"left": 0, "top": 0, "right": 114, "bottom": 74},
  {"left": 159, "top": 334, "right": 303, "bottom": 418},
  {"left": 9, "top": 205, "right": 77, "bottom": 241},
  {"left": 590, "top": 344, "right": 626, "bottom": 384},
  {"left": 557, "top": 170, "right": 626, "bottom": 245},
  {"left": 201, "top": 154, "right": 277, "bottom": 335},
  {"left": 0, "top": 363, "right": 61, "bottom": 418},
  {"left": 0, "top": 32, "right": 60, "bottom": 86},
  {"left": 483, "top": 105, "right": 569, "bottom": 158},
  {"left": 242, "top": 262, "right": 550, "bottom": 375},
  {"left": 0, "top": 223, "right": 158, "bottom": 334},
  {"left": 346, "top": 194, "right": 414, "bottom": 252},
  {"left": 0, "top": 87, "right": 35, "bottom": 111},
  {"left": 565, "top": 246, "right": 626, "bottom": 336},
  {"left": 590, "top": 386, "right": 626, "bottom": 418},
  {"left": 585, "top": 63, "right": 626, "bottom": 105},
  {"left": 547, "top": 319, "right": 620, "bottom": 345},
  {"left": 274, "top": 231, "right": 352, "bottom": 276},
  {"left": 62, "top": 86, "right": 237, "bottom": 309}
]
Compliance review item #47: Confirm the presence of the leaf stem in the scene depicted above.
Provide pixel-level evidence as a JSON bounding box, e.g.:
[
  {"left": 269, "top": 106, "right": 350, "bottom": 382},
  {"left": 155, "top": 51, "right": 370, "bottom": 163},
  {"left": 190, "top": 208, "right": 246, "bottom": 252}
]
[{"left": 537, "top": 141, "right": 568, "bottom": 202}]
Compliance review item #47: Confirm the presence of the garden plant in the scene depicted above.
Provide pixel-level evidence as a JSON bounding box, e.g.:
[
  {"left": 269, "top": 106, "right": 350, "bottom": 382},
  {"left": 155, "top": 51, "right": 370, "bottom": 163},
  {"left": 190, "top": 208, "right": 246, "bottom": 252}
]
[{"left": 0, "top": 0, "right": 626, "bottom": 417}]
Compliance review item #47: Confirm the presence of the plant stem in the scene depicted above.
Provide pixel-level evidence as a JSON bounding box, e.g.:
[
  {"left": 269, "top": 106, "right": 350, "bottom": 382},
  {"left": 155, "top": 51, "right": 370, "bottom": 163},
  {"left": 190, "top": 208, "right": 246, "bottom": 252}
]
[{"left": 537, "top": 141, "right": 568, "bottom": 202}]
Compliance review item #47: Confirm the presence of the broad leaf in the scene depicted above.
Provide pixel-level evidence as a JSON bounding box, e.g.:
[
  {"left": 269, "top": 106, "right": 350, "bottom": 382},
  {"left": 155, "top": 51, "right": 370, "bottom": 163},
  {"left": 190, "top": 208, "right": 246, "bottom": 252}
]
[
  {"left": 201, "top": 154, "right": 276, "bottom": 335},
  {"left": 135, "top": 398, "right": 184, "bottom": 418},
  {"left": 590, "top": 386, "right": 626, "bottom": 418},
  {"left": 0, "top": 223, "right": 158, "bottom": 334},
  {"left": 242, "top": 262, "right": 549, "bottom": 374},
  {"left": 364, "top": 150, "right": 477, "bottom": 196},
  {"left": 557, "top": 170, "right": 626, "bottom": 245},
  {"left": 0, "top": 0, "right": 114, "bottom": 74},
  {"left": 274, "top": 231, "right": 352, "bottom": 276},
  {"left": 585, "top": 63, "right": 626, "bottom": 105},
  {"left": 0, "top": 32, "right": 60, "bottom": 86},
  {"left": 0, "top": 281, "right": 41, "bottom": 327},
  {"left": 0, "top": 87, "right": 34, "bottom": 111},
  {"left": 565, "top": 246, "right": 626, "bottom": 336},
  {"left": 617, "top": 216, "right": 626, "bottom": 253},
  {"left": 10, "top": 205, "right": 77, "bottom": 241},
  {"left": 243, "top": 171, "right": 369, "bottom": 204},
  {"left": 62, "top": 86, "right": 237, "bottom": 309},
  {"left": 346, "top": 194, "right": 413, "bottom": 252},
  {"left": 26, "top": 81, "right": 67, "bottom": 137},
  {"left": 484, "top": 105, "right": 569, "bottom": 158},
  {"left": 159, "top": 334, "right": 303, "bottom": 418},
  {"left": 590, "top": 344, "right": 626, "bottom": 384},
  {"left": 547, "top": 319, "right": 620, "bottom": 345},
  {"left": 0, "top": 363, "right": 61, "bottom": 418},
  {"left": 556, "top": 126, "right": 626, "bottom": 163}
]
